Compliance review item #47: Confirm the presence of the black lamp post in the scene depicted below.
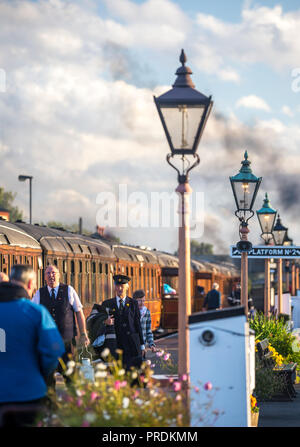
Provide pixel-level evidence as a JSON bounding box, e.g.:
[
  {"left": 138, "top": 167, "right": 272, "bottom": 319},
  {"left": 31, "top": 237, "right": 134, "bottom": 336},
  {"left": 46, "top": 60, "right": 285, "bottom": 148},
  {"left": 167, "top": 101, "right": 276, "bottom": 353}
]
[
  {"left": 272, "top": 215, "right": 288, "bottom": 246},
  {"left": 283, "top": 231, "right": 293, "bottom": 295},
  {"left": 256, "top": 192, "right": 277, "bottom": 245},
  {"left": 272, "top": 215, "right": 288, "bottom": 315},
  {"left": 18, "top": 175, "right": 33, "bottom": 224},
  {"left": 154, "top": 49, "right": 213, "bottom": 380},
  {"left": 256, "top": 193, "right": 277, "bottom": 316},
  {"left": 229, "top": 152, "right": 262, "bottom": 316}
]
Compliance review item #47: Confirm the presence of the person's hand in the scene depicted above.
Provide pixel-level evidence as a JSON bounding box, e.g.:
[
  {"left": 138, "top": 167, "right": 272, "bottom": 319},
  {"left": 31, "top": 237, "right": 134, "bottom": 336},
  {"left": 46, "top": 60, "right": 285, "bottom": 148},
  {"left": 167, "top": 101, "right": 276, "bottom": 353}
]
[
  {"left": 150, "top": 345, "right": 157, "bottom": 352},
  {"left": 80, "top": 333, "right": 90, "bottom": 347},
  {"left": 105, "top": 316, "right": 114, "bottom": 326},
  {"left": 141, "top": 349, "right": 146, "bottom": 358}
]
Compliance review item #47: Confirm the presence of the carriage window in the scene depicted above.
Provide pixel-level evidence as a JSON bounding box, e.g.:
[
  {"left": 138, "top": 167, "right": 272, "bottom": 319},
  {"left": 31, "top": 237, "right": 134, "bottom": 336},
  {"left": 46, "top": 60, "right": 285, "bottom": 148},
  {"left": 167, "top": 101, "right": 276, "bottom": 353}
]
[
  {"left": 92, "top": 262, "right": 96, "bottom": 274},
  {"left": 79, "top": 261, "right": 82, "bottom": 273},
  {"left": 71, "top": 261, "right": 75, "bottom": 274},
  {"left": 53, "top": 259, "right": 58, "bottom": 267},
  {"left": 99, "top": 263, "right": 102, "bottom": 274},
  {"left": 105, "top": 264, "right": 108, "bottom": 275}
]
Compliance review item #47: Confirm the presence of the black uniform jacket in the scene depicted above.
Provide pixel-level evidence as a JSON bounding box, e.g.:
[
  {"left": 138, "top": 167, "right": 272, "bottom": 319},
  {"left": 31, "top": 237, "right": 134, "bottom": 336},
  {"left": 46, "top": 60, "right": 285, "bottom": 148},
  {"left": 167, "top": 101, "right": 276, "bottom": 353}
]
[{"left": 100, "top": 296, "right": 144, "bottom": 362}]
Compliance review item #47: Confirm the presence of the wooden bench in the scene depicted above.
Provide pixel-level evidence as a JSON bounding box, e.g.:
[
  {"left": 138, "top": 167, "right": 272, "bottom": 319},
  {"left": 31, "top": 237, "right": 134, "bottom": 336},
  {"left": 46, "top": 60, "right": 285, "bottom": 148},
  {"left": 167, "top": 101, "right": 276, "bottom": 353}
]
[{"left": 256, "top": 338, "right": 297, "bottom": 400}]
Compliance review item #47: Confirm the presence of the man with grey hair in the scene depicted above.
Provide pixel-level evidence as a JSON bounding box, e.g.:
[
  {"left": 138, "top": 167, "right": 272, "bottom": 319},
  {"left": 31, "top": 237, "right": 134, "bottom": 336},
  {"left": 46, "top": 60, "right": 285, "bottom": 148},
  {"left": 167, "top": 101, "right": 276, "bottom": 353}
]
[
  {"left": 32, "top": 264, "right": 89, "bottom": 390},
  {"left": 0, "top": 272, "right": 8, "bottom": 283},
  {"left": 0, "top": 265, "right": 64, "bottom": 426},
  {"left": 203, "top": 282, "right": 221, "bottom": 311}
]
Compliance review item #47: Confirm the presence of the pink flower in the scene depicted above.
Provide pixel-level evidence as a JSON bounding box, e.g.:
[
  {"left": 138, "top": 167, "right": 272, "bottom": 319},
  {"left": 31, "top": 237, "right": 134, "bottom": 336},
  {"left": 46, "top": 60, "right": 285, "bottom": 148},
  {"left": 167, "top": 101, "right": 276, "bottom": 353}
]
[
  {"left": 163, "top": 353, "right": 170, "bottom": 361},
  {"left": 114, "top": 380, "right": 121, "bottom": 391},
  {"left": 181, "top": 374, "right": 188, "bottom": 381},
  {"left": 90, "top": 392, "right": 98, "bottom": 402},
  {"left": 133, "top": 390, "right": 140, "bottom": 399},
  {"left": 120, "top": 380, "right": 127, "bottom": 388},
  {"left": 175, "top": 394, "right": 182, "bottom": 401},
  {"left": 156, "top": 351, "right": 163, "bottom": 357},
  {"left": 81, "top": 421, "right": 90, "bottom": 427},
  {"left": 173, "top": 381, "right": 182, "bottom": 392},
  {"left": 204, "top": 381, "right": 213, "bottom": 391},
  {"left": 168, "top": 377, "right": 174, "bottom": 383},
  {"left": 194, "top": 386, "right": 200, "bottom": 393},
  {"left": 76, "top": 398, "right": 83, "bottom": 407}
]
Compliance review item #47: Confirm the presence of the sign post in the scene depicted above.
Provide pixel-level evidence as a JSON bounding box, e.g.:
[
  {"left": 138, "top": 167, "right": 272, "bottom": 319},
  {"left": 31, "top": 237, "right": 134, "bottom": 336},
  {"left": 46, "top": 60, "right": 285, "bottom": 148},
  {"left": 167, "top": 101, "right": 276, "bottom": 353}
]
[{"left": 230, "top": 246, "right": 300, "bottom": 259}]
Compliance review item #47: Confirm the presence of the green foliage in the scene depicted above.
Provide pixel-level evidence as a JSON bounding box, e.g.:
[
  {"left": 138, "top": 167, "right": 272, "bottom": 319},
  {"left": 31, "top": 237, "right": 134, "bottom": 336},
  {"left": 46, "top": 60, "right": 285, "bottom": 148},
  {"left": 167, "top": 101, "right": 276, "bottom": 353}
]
[
  {"left": 174, "top": 240, "right": 214, "bottom": 257},
  {"left": 254, "top": 354, "right": 285, "bottom": 401},
  {"left": 249, "top": 312, "right": 300, "bottom": 367},
  {"left": 0, "top": 187, "right": 23, "bottom": 222}
]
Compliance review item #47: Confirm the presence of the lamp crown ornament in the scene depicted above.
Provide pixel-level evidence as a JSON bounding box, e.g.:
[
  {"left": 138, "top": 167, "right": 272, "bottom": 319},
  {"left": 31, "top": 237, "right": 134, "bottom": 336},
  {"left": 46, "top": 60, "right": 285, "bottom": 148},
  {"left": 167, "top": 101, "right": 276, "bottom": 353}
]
[{"left": 172, "top": 49, "right": 195, "bottom": 88}]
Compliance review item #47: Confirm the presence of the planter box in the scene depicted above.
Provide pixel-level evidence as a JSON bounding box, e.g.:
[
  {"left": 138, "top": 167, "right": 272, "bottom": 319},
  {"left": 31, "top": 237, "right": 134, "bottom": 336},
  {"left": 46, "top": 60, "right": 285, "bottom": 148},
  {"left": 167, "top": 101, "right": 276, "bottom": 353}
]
[
  {"left": 251, "top": 412, "right": 259, "bottom": 427},
  {"left": 151, "top": 374, "right": 178, "bottom": 388}
]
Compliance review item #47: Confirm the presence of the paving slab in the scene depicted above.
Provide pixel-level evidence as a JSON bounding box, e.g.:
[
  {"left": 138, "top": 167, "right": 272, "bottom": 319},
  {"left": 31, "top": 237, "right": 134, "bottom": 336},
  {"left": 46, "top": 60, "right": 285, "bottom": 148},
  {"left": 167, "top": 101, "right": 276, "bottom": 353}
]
[{"left": 258, "top": 384, "right": 300, "bottom": 427}]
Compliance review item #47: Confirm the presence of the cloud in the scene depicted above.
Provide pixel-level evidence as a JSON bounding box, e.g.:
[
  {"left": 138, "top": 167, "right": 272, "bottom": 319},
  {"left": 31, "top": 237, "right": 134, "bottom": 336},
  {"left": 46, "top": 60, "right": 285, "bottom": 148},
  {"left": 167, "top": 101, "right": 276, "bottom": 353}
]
[
  {"left": 1, "top": 0, "right": 300, "bottom": 254},
  {"left": 282, "top": 105, "right": 294, "bottom": 117},
  {"left": 193, "top": 3, "right": 300, "bottom": 77},
  {"left": 235, "top": 95, "right": 271, "bottom": 111}
]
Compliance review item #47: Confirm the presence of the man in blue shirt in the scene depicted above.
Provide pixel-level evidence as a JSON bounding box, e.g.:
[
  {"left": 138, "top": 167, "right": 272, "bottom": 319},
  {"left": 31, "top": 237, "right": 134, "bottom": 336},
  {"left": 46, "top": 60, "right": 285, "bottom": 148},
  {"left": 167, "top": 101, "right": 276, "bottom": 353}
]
[
  {"left": 0, "top": 265, "right": 65, "bottom": 426},
  {"left": 203, "top": 283, "right": 221, "bottom": 311}
]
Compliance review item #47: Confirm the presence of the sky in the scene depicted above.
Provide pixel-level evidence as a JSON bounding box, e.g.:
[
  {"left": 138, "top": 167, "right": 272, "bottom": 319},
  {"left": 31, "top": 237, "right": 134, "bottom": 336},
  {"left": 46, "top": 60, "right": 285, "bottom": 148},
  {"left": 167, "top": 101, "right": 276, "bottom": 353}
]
[{"left": 1, "top": 0, "right": 300, "bottom": 254}]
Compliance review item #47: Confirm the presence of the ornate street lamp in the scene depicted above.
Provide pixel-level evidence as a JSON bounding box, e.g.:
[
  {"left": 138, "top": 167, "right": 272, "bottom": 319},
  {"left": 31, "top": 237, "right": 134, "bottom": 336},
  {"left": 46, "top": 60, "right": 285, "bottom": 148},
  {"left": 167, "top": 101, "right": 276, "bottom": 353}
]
[
  {"left": 154, "top": 50, "right": 213, "bottom": 381},
  {"left": 18, "top": 175, "right": 33, "bottom": 224},
  {"left": 256, "top": 193, "right": 277, "bottom": 245},
  {"left": 256, "top": 193, "right": 277, "bottom": 316},
  {"left": 283, "top": 231, "right": 295, "bottom": 298},
  {"left": 272, "top": 215, "right": 288, "bottom": 315},
  {"left": 283, "top": 231, "right": 293, "bottom": 246},
  {"left": 272, "top": 215, "right": 287, "bottom": 246},
  {"left": 230, "top": 152, "right": 262, "bottom": 317}
]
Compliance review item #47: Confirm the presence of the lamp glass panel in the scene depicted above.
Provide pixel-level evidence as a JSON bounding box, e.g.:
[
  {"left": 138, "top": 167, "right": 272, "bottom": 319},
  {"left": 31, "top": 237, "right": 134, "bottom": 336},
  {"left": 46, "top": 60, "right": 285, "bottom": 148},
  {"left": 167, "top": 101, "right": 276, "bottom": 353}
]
[
  {"left": 273, "top": 230, "right": 286, "bottom": 245},
  {"left": 160, "top": 105, "right": 205, "bottom": 151},
  {"left": 232, "top": 180, "right": 257, "bottom": 211},
  {"left": 258, "top": 213, "right": 276, "bottom": 234}
]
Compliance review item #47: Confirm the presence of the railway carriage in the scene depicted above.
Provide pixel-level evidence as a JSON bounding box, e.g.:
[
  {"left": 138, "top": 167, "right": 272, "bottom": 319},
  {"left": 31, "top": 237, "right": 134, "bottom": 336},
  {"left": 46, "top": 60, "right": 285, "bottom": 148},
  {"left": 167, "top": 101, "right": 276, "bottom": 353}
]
[
  {"left": 2, "top": 220, "right": 240, "bottom": 333},
  {"left": 13, "top": 222, "right": 116, "bottom": 318},
  {"left": 0, "top": 220, "right": 42, "bottom": 283}
]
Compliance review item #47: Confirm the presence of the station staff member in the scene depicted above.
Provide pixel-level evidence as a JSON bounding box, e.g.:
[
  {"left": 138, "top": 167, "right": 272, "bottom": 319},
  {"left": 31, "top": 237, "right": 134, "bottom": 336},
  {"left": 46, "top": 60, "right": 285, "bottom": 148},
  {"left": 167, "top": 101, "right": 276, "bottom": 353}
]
[
  {"left": 101, "top": 274, "right": 145, "bottom": 369},
  {"left": 32, "top": 264, "right": 89, "bottom": 388}
]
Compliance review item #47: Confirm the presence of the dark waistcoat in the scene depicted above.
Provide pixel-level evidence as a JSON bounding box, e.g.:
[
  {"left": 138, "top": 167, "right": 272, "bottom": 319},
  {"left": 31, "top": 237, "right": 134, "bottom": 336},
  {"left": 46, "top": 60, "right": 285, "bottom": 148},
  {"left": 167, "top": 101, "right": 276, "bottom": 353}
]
[{"left": 39, "top": 284, "right": 76, "bottom": 341}]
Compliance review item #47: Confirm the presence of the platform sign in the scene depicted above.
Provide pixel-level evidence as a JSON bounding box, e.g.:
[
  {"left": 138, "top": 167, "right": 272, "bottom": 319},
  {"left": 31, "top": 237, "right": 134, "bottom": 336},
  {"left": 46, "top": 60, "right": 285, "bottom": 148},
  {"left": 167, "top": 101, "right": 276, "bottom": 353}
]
[{"left": 230, "top": 245, "right": 300, "bottom": 259}]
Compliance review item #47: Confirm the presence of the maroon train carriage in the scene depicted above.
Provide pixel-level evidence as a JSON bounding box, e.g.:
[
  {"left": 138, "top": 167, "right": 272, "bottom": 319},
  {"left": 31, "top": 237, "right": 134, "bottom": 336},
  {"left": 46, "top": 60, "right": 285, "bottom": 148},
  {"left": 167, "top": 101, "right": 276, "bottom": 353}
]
[
  {"left": 0, "top": 220, "right": 42, "bottom": 281},
  {"left": 158, "top": 251, "right": 239, "bottom": 330},
  {"left": 13, "top": 222, "right": 116, "bottom": 319}
]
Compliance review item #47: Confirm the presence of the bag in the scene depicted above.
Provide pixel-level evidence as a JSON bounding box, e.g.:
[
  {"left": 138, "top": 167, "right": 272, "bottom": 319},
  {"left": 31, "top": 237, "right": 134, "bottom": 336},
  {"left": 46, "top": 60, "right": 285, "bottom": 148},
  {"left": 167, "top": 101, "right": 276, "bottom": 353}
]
[{"left": 92, "top": 334, "right": 105, "bottom": 348}]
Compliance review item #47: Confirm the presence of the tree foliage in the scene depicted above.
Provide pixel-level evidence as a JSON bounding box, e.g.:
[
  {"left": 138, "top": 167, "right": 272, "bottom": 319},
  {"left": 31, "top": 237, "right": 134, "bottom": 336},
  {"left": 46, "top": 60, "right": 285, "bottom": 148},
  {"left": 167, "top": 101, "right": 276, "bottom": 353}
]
[
  {"left": 0, "top": 187, "right": 23, "bottom": 222},
  {"left": 174, "top": 240, "right": 214, "bottom": 257}
]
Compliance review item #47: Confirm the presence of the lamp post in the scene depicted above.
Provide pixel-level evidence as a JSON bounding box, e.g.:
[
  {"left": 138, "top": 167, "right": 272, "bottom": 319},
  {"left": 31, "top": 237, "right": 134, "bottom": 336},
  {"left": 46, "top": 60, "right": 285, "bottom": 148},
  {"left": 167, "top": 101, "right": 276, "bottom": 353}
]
[
  {"left": 283, "top": 232, "right": 293, "bottom": 295},
  {"left": 256, "top": 193, "right": 277, "bottom": 316},
  {"left": 154, "top": 49, "right": 213, "bottom": 379},
  {"left": 230, "top": 152, "right": 262, "bottom": 317},
  {"left": 272, "top": 215, "right": 287, "bottom": 315},
  {"left": 18, "top": 175, "right": 33, "bottom": 224}
]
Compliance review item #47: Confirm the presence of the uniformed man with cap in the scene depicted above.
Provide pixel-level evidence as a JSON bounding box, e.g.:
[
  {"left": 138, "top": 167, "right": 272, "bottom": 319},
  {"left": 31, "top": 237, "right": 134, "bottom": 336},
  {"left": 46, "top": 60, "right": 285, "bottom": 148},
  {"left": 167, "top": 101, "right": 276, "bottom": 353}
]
[{"left": 87, "top": 274, "right": 145, "bottom": 369}]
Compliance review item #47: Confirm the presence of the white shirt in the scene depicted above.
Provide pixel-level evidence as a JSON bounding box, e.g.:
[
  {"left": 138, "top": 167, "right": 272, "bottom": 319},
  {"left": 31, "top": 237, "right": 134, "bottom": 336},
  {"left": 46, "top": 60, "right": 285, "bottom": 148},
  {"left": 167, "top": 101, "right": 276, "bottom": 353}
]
[
  {"left": 32, "top": 285, "right": 83, "bottom": 312},
  {"left": 116, "top": 295, "right": 127, "bottom": 308}
]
